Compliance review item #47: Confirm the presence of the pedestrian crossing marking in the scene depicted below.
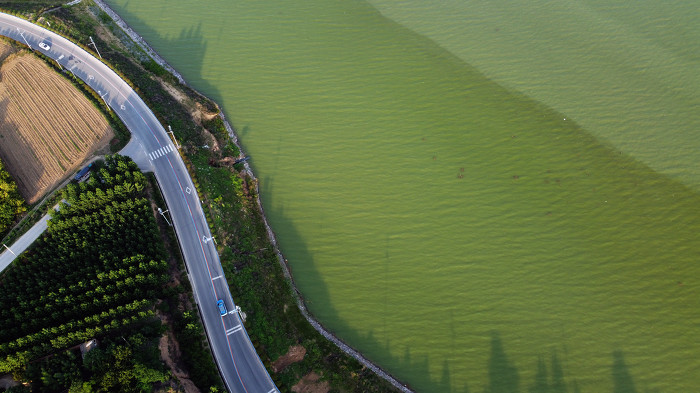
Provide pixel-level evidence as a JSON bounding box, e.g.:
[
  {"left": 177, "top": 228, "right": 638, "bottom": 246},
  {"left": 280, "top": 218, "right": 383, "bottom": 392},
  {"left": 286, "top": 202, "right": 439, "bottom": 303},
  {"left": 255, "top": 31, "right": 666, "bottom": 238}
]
[{"left": 148, "top": 144, "right": 175, "bottom": 161}]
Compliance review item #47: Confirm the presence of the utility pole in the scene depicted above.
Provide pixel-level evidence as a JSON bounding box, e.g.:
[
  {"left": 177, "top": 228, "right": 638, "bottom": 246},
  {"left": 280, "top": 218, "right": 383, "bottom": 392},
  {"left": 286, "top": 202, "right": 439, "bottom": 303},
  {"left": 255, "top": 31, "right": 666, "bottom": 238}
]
[
  {"left": 97, "top": 90, "right": 110, "bottom": 110},
  {"left": 157, "top": 207, "right": 172, "bottom": 227},
  {"left": 2, "top": 244, "right": 16, "bottom": 256},
  {"left": 17, "top": 29, "right": 31, "bottom": 49},
  {"left": 88, "top": 36, "right": 102, "bottom": 59},
  {"left": 167, "top": 125, "right": 180, "bottom": 149}
]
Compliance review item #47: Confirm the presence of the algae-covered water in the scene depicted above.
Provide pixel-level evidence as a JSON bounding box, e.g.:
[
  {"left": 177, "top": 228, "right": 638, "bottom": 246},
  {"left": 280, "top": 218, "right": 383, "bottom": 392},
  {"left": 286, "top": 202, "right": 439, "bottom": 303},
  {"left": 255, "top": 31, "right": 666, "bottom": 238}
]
[{"left": 106, "top": 1, "right": 700, "bottom": 391}]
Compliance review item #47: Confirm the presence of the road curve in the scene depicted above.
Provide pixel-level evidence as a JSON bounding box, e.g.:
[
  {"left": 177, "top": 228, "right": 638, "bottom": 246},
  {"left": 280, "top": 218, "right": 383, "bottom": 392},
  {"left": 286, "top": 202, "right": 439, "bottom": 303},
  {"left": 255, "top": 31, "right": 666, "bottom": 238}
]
[{"left": 0, "top": 13, "right": 278, "bottom": 393}]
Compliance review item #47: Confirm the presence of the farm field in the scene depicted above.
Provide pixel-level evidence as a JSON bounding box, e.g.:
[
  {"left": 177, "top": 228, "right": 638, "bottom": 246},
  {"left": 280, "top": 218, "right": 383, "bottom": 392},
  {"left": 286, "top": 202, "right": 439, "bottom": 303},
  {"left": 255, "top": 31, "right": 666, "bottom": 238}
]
[{"left": 0, "top": 40, "right": 113, "bottom": 204}]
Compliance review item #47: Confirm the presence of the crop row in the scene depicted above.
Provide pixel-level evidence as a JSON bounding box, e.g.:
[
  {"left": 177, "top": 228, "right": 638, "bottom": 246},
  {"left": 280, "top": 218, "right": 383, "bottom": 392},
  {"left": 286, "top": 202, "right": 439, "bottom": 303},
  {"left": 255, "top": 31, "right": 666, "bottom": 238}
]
[
  {"left": 0, "top": 307, "right": 155, "bottom": 374},
  {"left": 0, "top": 258, "right": 167, "bottom": 339}
]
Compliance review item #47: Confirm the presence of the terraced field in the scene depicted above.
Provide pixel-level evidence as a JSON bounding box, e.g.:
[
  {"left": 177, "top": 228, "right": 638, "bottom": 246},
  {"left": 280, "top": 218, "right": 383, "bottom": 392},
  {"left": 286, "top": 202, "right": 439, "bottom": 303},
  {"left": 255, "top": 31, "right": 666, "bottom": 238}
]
[{"left": 0, "top": 41, "right": 113, "bottom": 203}]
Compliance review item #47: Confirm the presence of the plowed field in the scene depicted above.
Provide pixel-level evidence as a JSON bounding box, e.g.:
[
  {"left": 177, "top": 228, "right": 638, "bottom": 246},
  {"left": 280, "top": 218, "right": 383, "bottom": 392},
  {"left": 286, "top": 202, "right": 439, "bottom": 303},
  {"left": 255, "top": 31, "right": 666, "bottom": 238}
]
[{"left": 0, "top": 42, "right": 113, "bottom": 203}]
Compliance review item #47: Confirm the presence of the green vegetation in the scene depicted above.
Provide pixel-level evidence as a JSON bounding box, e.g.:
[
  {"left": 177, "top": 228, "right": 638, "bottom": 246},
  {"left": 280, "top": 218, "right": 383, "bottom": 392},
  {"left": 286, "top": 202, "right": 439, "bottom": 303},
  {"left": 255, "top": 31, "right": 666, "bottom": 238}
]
[
  {"left": 0, "top": 182, "right": 62, "bottom": 250},
  {"left": 0, "top": 155, "right": 171, "bottom": 391},
  {"left": 171, "top": 310, "right": 223, "bottom": 390},
  {"left": 0, "top": 158, "right": 26, "bottom": 237},
  {"left": 0, "top": 2, "right": 61, "bottom": 18},
  {"left": 22, "top": 335, "right": 168, "bottom": 393}
]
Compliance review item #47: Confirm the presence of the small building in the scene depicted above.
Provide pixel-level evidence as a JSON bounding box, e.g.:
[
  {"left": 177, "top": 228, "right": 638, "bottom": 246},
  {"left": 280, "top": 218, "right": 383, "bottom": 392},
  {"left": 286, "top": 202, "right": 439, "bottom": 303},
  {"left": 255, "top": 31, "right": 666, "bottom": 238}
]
[
  {"left": 74, "top": 163, "right": 93, "bottom": 182},
  {"left": 79, "top": 338, "right": 98, "bottom": 359}
]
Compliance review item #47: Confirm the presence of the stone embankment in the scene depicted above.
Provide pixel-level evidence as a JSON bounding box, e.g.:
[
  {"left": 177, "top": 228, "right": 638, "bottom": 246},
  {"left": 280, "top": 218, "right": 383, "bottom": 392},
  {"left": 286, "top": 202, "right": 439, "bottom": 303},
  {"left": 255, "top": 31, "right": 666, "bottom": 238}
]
[
  {"left": 91, "top": 2, "right": 414, "bottom": 391},
  {"left": 92, "top": 0, "right": 185, "bottom": 84}
]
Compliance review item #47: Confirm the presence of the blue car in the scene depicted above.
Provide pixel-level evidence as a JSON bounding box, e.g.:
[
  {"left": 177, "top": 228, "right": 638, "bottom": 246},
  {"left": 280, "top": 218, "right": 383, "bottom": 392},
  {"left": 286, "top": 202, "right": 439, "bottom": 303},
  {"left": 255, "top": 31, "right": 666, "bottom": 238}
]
[{"left": 217, "top": 300, "right": 227, "bottom": 315}]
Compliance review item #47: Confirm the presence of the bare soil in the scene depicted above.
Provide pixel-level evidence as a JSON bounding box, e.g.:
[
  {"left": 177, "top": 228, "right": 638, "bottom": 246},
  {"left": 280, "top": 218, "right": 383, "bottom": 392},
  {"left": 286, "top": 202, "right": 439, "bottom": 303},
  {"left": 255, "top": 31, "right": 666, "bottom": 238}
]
[
  {"left": 0, "top": 42, "right": 113, "bottom": 203},
  {"left": 272, "top": 345, "right": 307, "bottom": 373},
  {"left": 0, "top": 40, "right": 14, "bottom": 64},
  {"left": 158, "top": 327, "right": 200, "bottom": 393},
  {"left": 0, "top": 374, "right": 19, "bottom": 389},
  {"left": 291, "top": 372, "right": 330, "bottom": 393}
]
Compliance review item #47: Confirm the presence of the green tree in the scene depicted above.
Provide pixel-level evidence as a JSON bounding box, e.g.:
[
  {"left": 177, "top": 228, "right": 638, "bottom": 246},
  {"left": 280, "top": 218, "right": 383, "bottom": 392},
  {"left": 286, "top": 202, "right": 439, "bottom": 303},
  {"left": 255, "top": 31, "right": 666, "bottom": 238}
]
[{"left": 0, "top": 159, "right": 26, "bottom": 235}]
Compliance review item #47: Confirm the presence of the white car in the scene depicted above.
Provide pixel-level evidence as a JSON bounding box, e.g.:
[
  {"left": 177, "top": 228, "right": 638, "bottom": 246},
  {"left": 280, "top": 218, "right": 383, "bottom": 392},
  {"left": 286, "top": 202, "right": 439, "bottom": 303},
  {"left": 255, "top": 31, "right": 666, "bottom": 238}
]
[{"left": 38, "top": 42, "right": 50, "bottom": 51}]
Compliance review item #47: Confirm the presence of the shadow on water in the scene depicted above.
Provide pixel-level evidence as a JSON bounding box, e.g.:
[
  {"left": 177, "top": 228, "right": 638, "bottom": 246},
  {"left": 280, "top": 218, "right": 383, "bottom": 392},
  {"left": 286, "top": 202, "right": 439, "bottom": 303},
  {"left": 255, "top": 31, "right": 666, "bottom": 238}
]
[
  {"left": 260, "top": 175, "right": 472, "bottom": 392},
  {"left": 229, "top": 176, "right": 650, "bottom": 393},
  {"left": 611, "top": 351, "right": 637, "bottom": 393},
  {"left": 525, "top": 351, "right": 569, "bottom": 393},
  {"left": 551, "top": 351, "right": 567, "bottom": 393},
  {"left": 488, "top": 331, "right": 520, "bottom": 393},
  {"left": 106, "top": 7, "right": 655, "bottom": 393},
  {"left": 108, "top": 2, "right": 223, "bottom": 104}
]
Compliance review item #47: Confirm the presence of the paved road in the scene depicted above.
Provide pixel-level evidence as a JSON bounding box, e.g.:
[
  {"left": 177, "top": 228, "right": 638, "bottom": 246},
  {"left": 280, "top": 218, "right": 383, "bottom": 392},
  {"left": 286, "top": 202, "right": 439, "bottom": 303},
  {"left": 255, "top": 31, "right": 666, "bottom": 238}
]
[
  {"left": 0, "top": 204, "right": 58, "bottom": 272},
  {"left": 0, "top": 13, "right": 278, "bottom": 393}
]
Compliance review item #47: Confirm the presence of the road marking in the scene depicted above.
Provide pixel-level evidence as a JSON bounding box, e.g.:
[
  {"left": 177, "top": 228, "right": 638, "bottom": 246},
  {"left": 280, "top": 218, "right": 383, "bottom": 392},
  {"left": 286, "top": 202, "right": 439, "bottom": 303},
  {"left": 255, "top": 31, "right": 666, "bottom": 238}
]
[
  {"left": 226, "top": 325, "right": 243, "bottom": 336},
  {"left": 57, "top": 54, "right": 64, "bottom": 60},
  {"left": 267, "top": 389, "right": 277, "bottom": 393},
  {"left": 120, "top": 104, "right": 126, "bottom": 110},
  {"left": 212, "top": 275, "right": 222, "bottom": 281},
  {"left": 185, "top": 187, "right": 192, "bottom": 194},
  {"left": 147, "top": 145, "right": 175, "bottom": 161}
]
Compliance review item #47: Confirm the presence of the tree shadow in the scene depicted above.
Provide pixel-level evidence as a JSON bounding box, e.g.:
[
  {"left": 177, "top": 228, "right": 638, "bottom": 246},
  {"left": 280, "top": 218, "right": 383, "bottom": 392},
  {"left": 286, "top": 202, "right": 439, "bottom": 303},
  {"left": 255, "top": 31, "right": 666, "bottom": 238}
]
[
  {"left": 259, "top": 175, "right": 472, "bottom": 392},
  {"left": 612, "top": 350, "right": 637, "bottom": 393},
  {"left": 550, "top": 351, "right": 567, "bottom": 393},
  {"left": 529, "top": 356, "right": 549, "bottom": 393},
  {"left": 101, "top": 2, "right": 222, "bottom": 105},
  {"left": 488, "top": 331, "right": 520, "bottom": 393},
  {"left": 96, "top": 6, "right": 656, "bottom": 393}
]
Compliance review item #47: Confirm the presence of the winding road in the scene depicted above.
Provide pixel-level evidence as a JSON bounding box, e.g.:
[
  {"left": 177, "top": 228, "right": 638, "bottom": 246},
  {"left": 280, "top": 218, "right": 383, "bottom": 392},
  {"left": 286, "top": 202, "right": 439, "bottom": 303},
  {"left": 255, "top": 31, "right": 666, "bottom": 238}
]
[{"left": 0, "top": 13, "right": 278, "bottom": 393}]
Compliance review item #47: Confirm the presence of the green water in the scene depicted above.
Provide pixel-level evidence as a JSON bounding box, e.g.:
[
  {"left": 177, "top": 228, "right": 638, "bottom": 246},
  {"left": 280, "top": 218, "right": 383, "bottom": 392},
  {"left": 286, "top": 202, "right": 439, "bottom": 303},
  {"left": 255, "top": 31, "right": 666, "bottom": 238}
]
[{"left": 106, "top": 1, "right": 700, "bottom": 391}]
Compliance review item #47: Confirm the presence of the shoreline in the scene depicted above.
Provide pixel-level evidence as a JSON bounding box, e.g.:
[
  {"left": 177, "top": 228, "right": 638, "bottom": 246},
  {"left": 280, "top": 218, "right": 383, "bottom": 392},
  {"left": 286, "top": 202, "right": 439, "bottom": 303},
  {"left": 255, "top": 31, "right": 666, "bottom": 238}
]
[{"left": 92, "top": 1, "right": 414, "bottom": 391}]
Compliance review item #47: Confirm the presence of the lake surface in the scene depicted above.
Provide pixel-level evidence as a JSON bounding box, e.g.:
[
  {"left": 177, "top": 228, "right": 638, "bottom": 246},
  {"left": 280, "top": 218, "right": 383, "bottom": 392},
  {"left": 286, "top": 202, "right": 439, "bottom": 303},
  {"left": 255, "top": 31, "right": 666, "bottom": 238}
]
[{"left": 106, "top": 1, "right": 700, "bottom": 391}]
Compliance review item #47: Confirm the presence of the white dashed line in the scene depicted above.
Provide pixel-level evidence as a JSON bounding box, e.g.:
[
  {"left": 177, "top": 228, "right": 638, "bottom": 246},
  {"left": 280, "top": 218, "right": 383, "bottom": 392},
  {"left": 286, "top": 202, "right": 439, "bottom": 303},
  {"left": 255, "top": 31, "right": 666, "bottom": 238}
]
[
  {"left": 212, "top": 275, "right": 222, "bottom": 281},
  {"left": 226, "top": 325, "right": 243, "bottom": 336}
]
